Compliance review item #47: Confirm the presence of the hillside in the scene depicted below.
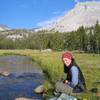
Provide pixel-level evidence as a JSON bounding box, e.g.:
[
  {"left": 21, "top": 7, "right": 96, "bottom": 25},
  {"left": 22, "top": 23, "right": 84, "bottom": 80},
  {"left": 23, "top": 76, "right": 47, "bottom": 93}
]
[{"left": 35, "top": 1, "right": 100, "bottom": 32}]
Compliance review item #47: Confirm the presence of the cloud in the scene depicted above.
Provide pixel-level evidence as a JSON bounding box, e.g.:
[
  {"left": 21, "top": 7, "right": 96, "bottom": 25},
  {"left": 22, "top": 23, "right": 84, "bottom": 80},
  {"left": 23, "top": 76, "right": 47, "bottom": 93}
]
[
  {"left": 37, "top": 10, "right": 67, "bottom": 27},
  {"left": 37, "top": 17, "right": 58, "bottom": 27},
  {"left": 74, "top": 0, "right": 80, "bottom": 3},
  {"left": 52, "top": 10, "right": 66, "bottom": 15}
]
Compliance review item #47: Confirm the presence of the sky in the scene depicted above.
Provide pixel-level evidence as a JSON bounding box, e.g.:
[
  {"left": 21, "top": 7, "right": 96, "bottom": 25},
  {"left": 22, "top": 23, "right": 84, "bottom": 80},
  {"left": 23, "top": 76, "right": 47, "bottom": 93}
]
[{"left": 0, "top": 0, "right": 99, "bottom": 29}]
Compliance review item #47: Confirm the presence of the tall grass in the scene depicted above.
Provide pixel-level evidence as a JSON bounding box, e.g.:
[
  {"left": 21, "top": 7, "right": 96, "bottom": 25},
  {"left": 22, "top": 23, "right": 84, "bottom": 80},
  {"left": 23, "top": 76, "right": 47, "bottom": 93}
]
[{"left": 0, "top": 50, "right": 100, "bottom": 99}]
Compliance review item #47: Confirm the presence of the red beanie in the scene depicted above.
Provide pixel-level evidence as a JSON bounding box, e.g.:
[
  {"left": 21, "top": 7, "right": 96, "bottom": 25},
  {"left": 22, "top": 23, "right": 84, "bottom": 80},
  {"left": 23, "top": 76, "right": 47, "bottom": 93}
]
[{"left": 62, "top": 52, "right": 73, "bottom": 60}]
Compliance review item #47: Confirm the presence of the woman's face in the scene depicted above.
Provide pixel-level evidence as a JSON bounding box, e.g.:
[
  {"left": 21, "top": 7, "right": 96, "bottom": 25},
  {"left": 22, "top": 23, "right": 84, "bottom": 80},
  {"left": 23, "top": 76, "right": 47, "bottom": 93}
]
[{"left": 63, "top": 58, "right": 72, "bottom": 66}]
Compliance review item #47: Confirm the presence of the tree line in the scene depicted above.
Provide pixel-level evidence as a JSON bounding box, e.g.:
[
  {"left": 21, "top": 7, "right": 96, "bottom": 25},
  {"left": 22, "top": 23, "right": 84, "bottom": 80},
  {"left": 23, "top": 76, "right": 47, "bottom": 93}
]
[{"left": 0, "top": 22, "right": 100, "bottom": 53}]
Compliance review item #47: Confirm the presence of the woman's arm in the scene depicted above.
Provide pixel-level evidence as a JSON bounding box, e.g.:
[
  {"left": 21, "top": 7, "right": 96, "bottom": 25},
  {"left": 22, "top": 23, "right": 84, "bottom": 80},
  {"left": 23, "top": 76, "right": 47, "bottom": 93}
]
[{"left": 67, "top": 66, "right": 78, "bottom": 87}]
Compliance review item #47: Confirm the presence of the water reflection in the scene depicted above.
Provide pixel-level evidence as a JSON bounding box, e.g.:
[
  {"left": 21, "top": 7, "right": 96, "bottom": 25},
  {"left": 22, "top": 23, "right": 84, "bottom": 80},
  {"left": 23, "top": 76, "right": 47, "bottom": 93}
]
[{"left": 0, "top": 55, "right": 43, "bottom": 73}]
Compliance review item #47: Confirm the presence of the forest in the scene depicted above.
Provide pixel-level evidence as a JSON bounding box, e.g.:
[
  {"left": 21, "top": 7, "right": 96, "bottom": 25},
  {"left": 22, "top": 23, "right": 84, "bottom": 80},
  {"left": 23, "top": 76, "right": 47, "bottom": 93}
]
[{"left": 0, "top": 21, "right": 100, "bottom": 53}]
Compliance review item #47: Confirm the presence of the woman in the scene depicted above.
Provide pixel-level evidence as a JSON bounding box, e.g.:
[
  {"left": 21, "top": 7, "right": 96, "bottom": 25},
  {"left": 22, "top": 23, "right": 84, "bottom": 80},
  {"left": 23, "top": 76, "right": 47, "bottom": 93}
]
[{"left": 55, "top": 51, "right": 86, "bottom": 94}]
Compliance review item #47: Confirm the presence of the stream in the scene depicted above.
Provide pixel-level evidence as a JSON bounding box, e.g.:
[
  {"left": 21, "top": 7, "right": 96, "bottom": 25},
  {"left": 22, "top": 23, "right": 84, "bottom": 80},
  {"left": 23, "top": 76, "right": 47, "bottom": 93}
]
[{"left": 0, "top": 55, "right": 44, "bottom": 100}]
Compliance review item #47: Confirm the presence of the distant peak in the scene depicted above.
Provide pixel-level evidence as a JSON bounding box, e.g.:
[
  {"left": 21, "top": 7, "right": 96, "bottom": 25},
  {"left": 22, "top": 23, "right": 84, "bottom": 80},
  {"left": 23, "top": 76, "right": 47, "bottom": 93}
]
[{"left": 0, "top": 24, "right": 11, "bottom": 31}]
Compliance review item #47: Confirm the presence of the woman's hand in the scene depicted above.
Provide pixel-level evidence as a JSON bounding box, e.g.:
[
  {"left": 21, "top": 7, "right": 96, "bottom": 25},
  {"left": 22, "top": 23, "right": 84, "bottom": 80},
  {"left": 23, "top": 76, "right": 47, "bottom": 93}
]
[
  {"left": 63, "top": 80, "right": 68, "bottom": 84},
  {"left": 65, "top": 80, "right": 68, "bottom": 83}
]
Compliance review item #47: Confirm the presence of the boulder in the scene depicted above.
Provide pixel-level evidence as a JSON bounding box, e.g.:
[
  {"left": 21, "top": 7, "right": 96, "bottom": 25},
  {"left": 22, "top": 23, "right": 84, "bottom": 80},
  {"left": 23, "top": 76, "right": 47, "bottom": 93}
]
[
  {"left": 0, "top": 71, "right": 10, "bottom": 76},
  {"left": 34, "top": 85, "right": 45, "bottom": 94},
  {"left": 41, "top": 49, "right": 52, "bottom": 52},
  {"left": 15, "top": 97, "right": 32, "bottom": 100}
]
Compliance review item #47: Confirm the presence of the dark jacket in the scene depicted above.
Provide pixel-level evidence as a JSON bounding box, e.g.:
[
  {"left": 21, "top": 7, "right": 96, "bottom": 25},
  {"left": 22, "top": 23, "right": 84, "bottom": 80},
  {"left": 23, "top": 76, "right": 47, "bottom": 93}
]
[{"left": 64, "top": 63, "right": 86, "bottom": 93}]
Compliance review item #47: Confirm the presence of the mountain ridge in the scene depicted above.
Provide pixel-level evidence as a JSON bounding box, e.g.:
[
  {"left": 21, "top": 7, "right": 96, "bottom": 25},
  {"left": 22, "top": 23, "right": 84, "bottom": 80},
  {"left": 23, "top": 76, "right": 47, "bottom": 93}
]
[{"left": 35, "top": 1, "right": 100, "bottom": 32}]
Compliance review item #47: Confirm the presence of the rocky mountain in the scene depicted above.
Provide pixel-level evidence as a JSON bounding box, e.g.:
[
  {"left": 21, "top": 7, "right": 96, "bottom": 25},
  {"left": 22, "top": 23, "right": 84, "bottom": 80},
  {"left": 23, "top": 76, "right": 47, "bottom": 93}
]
[
  {"left": 35, "top": 1, "right": 100, "bottom": 32},
  {"left": 0, "top": 24, "right": 10, "bottom": 31}
]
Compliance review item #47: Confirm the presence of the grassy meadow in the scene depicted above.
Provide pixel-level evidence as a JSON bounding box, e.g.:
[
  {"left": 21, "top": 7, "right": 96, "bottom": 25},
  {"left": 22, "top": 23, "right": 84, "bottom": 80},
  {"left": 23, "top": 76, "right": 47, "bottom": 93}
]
[{"left": 0, "top": 49, "right": 100, "bottom": 99}]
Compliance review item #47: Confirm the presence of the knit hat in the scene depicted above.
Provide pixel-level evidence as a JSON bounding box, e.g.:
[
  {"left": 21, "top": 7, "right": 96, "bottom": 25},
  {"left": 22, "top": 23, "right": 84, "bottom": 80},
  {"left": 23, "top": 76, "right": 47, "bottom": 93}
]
[{"left": 62, "top": 52, "right": 73, "bottom": 60}]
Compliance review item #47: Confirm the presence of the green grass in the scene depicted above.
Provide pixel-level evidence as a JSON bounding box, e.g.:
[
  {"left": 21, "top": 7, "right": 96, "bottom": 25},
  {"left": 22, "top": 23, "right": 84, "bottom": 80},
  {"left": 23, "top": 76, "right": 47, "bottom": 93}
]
[{"left": 0, "top": 50, "right": 100, "bottom": 99}]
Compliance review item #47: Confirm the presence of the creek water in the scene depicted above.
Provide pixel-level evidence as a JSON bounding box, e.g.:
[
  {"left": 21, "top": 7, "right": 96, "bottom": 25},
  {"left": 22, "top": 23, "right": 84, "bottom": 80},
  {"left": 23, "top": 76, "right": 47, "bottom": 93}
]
[{"left": 0, "top": 55, "right": 44, "bottom": 100}]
